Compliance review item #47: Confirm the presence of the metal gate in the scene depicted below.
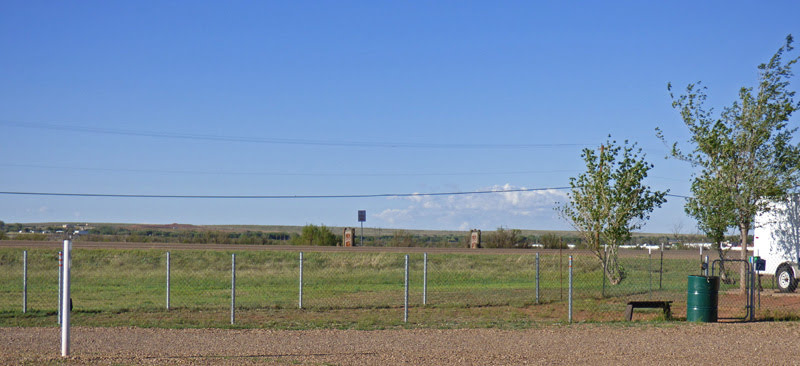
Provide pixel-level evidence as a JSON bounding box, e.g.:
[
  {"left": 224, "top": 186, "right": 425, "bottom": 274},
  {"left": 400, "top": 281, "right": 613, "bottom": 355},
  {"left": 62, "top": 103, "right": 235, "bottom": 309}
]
[{"left": 710, "top": 259, "right": 755, "bottom": 321}]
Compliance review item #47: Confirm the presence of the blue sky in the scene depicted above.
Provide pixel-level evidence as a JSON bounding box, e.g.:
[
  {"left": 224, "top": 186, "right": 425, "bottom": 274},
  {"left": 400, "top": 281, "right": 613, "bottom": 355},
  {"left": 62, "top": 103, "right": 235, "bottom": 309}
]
[{"left": 1, "top": 1, "right": 798, "bottom": 234}]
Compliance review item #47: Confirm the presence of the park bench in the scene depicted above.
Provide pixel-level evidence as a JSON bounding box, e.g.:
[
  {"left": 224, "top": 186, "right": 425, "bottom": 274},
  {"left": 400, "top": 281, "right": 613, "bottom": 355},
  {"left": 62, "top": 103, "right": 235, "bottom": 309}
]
[{"left": 624, "top": 300, "right": 672, "bottom": 321}]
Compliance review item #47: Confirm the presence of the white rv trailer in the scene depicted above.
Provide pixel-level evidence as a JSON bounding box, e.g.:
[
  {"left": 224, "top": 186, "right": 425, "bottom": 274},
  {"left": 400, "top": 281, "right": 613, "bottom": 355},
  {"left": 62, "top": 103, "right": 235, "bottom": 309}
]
[{"left": 753, "top": 195, "right": 800, "bottom": 292}]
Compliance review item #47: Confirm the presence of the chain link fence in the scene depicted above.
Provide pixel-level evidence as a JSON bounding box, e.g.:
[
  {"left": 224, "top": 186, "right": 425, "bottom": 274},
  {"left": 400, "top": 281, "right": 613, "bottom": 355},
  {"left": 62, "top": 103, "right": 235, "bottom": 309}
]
[{"left": 2, "top": 247, "right": 798, "bottom": 327}]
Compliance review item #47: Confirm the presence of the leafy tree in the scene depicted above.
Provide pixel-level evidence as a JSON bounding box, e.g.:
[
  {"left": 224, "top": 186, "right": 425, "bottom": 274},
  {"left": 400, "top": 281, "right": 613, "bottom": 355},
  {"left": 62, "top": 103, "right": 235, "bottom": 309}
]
[
  {"left": 558, "top": 138, "right": 667, "bottom": 285},
  {"left": 484, "top": 227, "right": 525, "bottom": 248},
  {"left": 686, "top": 170, "right": 737, "bottom": 283},
  {"left": 292, "top": 224, "right": 338, "bottom": 246},
  {"left": 391, "top": 230, "right": 415, "bottom": 247},
  {"left": 540, "top": 233, "right": 566, "bottom": 249},
  {"left": 658, "top": 35, "right": 800, "bottom": 291}
]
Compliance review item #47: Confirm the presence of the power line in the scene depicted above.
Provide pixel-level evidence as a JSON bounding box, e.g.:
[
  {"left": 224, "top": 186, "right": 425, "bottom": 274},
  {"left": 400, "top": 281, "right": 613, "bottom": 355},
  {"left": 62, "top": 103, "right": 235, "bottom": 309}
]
[
  {"left": 0, "top": 163, "right": 578, "bottom": 177},
  {"left": 666, "top": 193, "right": 691, "bottom": 199},
  {"left": 0, "top": 120, "right": 588, "bottom": 149},
  {"left": 0, "top": 186, "right": 572, "bottom": 199}
]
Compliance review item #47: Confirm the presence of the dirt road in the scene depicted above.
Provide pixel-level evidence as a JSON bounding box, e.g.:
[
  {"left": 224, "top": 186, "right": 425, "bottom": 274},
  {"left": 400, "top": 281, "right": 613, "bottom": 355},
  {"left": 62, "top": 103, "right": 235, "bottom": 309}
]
[
  {"left": 3, "top": 322, "right": 798, "bottom": 365},
  {"left": 0, "top": 240, "right": 712, "bottom": 259}
]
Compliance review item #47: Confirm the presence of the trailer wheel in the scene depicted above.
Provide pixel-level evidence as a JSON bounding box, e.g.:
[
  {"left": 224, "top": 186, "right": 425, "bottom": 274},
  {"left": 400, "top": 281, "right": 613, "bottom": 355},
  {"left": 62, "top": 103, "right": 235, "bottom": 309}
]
[{"left": 777, "top": 266, "right": 797, "bottom": 293}]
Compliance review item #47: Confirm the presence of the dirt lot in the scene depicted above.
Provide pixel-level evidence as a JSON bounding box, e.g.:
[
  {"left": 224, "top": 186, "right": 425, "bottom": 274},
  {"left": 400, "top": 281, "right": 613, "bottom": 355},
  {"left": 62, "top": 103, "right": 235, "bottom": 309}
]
[
  {"left": 3, "top": 322, "right": 800, "bottom": 365},
  {"left": 0, "top": 240, "right": 712, "bottom": 259}
]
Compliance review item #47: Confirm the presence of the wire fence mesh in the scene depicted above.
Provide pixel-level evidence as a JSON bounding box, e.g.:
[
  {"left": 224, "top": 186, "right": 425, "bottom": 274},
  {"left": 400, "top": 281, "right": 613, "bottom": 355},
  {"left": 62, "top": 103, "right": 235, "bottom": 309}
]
[{"left": 2, "top": 247, "right": 799, "bottom": 327}]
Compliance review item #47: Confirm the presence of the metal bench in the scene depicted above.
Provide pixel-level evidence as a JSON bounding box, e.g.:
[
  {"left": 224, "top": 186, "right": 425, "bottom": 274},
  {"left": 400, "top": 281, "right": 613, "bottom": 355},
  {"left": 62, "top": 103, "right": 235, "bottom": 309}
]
[{"left": 624, "top": 301, "right": 672, "bottom": 321}]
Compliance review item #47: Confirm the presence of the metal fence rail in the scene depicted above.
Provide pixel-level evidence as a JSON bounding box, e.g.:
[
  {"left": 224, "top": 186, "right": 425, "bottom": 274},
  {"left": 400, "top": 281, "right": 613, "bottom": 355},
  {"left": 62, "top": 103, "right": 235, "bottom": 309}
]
[{"left": 1, "top": 247, "right": 796, "bottom": 326}]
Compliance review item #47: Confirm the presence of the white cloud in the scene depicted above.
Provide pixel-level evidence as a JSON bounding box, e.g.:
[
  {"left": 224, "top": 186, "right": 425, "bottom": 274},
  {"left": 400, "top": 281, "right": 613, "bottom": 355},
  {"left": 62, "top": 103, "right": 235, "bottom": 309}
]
[
  {"left": 26, "top": 206, "right": 51, "bottom": 214},
  {"left": 375, "top": 208, "right": 412, "bottom": 226},
  {"left": 374, "top": 184, "right": 569, "bottom": 231}
]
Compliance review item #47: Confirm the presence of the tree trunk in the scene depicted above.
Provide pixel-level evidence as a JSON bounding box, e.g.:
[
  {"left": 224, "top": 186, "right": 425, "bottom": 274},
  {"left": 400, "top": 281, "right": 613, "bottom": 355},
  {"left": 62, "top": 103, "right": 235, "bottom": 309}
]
[
  {"left": 739, "top": 223, "right": 749, "bottom": 294},
  {"left": 715, "top": 242, "right": 733, "bottom": 284},
  {"left": 603, "top": 245, "right": 625, "bottom": 285}
]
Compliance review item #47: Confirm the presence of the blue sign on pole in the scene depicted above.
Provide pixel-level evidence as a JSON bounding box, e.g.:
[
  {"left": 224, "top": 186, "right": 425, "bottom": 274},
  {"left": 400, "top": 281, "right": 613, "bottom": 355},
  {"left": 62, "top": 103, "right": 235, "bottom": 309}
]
[{"left": 357, "top": 210, "right": 366, "bottom": 247}]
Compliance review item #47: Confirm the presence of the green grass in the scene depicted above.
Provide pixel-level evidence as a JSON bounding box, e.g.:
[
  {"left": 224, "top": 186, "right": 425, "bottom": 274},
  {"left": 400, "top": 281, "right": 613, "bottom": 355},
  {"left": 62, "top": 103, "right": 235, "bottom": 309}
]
[{"left": 0, "top": 248, "right": 763, "bottom": 329}]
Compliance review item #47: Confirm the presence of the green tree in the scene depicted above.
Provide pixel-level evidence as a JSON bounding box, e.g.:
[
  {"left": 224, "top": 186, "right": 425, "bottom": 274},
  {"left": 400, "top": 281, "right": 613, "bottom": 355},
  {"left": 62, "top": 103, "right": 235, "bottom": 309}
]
[
  {"left": 558, "top": 138, "right": 667, "bottom": 285},
  {"left": 686, "top": 170, "right": 737, "bottom": 282},
  {"left": 658, "top": 35, "right": 800, "bottom": 291},
  {"left": 484, "top": 227, "right": 525, "bottom": 248},
  {"left": 292, "top": 224, "right": 338, "bottom": 246},
  {"left": 540, "top": 233, "right": 565, "bottom": 249},
  {"left": 391, "top": 230, "right": 415, "bottom": 247}
]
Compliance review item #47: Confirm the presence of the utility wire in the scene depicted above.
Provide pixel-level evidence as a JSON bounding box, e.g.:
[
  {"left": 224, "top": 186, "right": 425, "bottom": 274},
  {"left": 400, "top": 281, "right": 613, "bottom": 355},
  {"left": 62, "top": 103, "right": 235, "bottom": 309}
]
[
  {"left": 0, "top": 163, "right": 578, "bottom": 177},
  {"left": 0, "top": 120, "right": 588, "bottom": 149},
  {"left": 0, "top": 187, "right": 572, "bottom": 199},
  {"left": 666, "top": 193, "right": 691, "bottom": 199}
]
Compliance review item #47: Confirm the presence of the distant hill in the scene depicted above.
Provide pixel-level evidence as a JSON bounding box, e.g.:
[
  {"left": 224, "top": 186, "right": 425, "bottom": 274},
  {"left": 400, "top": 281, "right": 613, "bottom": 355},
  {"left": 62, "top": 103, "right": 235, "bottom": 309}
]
[{"left": 3, "top": 221, "right": 704, "bottom": 249}]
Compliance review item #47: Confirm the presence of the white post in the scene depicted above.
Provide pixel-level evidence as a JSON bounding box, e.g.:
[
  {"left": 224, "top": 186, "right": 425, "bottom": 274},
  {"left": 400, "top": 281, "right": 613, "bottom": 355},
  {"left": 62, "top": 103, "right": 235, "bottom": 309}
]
[
  {"left": 61, "top": 239, "right": 71, "bottom": 357},
  {"left": 231, "top": 254, "right": 236, "bottom": 325},
  {"left": 299, "top": 252, "right": 303, "bottom": 309},
  {"left": 568, "top": 255, "right": 573, "bottom": 324},
  {"left": 23, "top": 250, "right": 27, "bottom": 313},
  {"left": 536, "top": 252, "right": 540, "bottom": 304},
  {"left": 423, "top": 253, "right": 427, "bottom": 305},
  {"left": 404, "top": 254, "right": 409, "bottom": 323},
  {"left": 58, "top": 251, "right": 62, "bottom": 324},
  {"left": 166, "top": 252, "right": 170, "bottom": 310}
]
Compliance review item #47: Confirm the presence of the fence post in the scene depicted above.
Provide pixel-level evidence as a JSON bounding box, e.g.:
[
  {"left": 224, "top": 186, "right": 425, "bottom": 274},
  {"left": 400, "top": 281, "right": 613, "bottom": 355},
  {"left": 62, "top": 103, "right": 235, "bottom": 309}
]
[
  {"left": 752, "top": 261, "right": 757, "bottom": 321},
  {"left": 649, "top": 248, "right": 652, "bottom": 299},
  {"left": 423, "top": 253, "right": 428, "bottom": 306},
  {"left": 568, "top": 255, "right": 573, "bottom": 324},
  {"left": 659, "top": 243, "right": 664, "bottom": 290},
  {"left": 58, "top": 251, "right": 62, "bottom": 324},
  {"left": 166, "top": 252, "right": 170, "bottom": 310},
  {"left": 745, "top": 258, "right": 756, "bottom": 321},
  {"left": 704, "top": 255, "right": 709, "bottom": 277},
  {"left": 231, "top": 254, "right": 236, "bottom": 325},
  {"left": 560, "top": 247, "right": 563, "bottom": 300},
  {"left": 23, "top": 250, "right": 27, "bottom": 313},
  {"left": 61, "top": 239, "right": 71, "bottom": 357},
  {"left": 536, "top": 252, "right": 540, "bottom": 304},
  {"left": 299, "top": 252, "right": 303, "bottom": 309},
  {"left": 404, "top": 254, "right": 409, "bottom": 323}
]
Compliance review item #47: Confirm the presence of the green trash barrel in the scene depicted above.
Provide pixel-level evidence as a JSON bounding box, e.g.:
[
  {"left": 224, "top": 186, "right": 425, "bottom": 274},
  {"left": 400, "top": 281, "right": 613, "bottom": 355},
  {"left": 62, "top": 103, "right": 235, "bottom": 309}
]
[{"left": 687, "top": 275, "right": 719, "bottom": 322}]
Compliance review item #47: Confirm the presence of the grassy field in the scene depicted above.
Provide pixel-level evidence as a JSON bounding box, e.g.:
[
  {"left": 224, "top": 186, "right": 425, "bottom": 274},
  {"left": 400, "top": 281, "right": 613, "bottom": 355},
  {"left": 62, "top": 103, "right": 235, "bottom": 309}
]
[{"left": 0, "top": 247, "right": 764, "bottom": 329}]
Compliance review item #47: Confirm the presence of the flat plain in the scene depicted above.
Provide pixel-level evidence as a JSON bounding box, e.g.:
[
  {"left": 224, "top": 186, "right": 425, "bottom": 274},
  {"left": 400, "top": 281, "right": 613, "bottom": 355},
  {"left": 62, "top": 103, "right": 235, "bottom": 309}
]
[{"left": 3, "top": 240, "right": 793, "bottom": 365}]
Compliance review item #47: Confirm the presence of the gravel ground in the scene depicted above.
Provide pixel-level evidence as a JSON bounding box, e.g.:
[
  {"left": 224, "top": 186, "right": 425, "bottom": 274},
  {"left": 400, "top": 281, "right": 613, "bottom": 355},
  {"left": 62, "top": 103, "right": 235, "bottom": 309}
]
[{"left": 3, "top": 322, "right": 799, "bottom": 365}]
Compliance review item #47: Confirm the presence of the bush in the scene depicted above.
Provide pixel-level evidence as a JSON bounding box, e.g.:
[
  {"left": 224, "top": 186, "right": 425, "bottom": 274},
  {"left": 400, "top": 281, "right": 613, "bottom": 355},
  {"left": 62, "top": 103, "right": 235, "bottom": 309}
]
[
  {"left": 484, "top": 227, "right": 525, "bottom": 248},
  {"left": 541, "top": 233, "right": 566, "bottom": 249},
  {"left": 391, "top": 230, "right": 415, "bottom": 247},
  {"left": 291, "top": 224, "right": 338, "bottom": 246}
]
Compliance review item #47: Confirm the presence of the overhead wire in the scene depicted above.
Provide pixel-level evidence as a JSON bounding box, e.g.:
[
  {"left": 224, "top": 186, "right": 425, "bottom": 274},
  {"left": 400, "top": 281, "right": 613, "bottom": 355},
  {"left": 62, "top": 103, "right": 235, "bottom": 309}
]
[
  {"left": 0, "top": 186, "right": 572, "bottom": 199},
  {"left": 0, "top": 120, "right": 691, "bottom": 197},
  {"left": 0, "top": 120, "right": 589, "bottom": 149},
  {"left": 0, "top": 163, "right": 578, "bottom": 177}
]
